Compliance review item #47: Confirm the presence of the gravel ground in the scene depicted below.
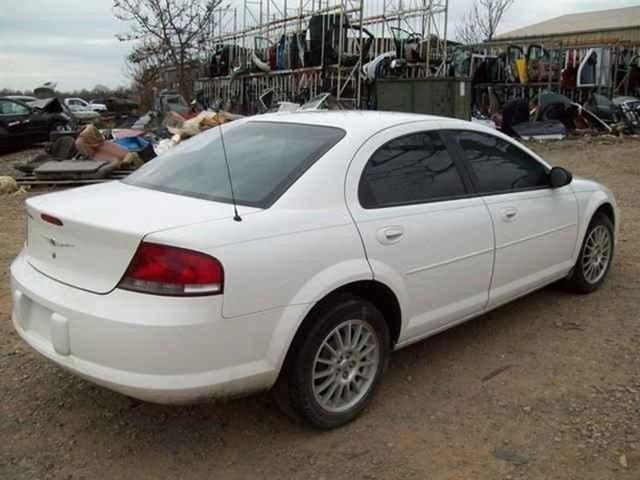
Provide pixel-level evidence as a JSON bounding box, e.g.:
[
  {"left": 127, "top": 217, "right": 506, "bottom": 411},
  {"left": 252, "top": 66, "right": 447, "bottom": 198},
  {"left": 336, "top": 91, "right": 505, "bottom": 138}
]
[
  {"left": 0, "top": 146, "right": 43, "bottom": 177},
  {"left": 0, "top": 137, "right": 639, "bottom": 479}
]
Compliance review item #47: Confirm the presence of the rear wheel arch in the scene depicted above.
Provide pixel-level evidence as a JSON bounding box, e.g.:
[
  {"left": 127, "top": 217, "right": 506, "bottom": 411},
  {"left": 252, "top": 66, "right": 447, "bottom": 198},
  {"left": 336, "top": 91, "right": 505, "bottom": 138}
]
[
  {"left": 278, "top": 280, "right": 402, "bottom": 376},
  {"left": 273, "top": 280, "right": 401, "bottom": 426}
]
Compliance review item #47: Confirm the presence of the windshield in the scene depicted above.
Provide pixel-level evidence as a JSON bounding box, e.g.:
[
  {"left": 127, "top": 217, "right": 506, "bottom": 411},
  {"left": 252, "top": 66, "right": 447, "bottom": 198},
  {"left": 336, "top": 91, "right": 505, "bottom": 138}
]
[{"left": 124, "top": 121, "right": 345, "bottom": 208}]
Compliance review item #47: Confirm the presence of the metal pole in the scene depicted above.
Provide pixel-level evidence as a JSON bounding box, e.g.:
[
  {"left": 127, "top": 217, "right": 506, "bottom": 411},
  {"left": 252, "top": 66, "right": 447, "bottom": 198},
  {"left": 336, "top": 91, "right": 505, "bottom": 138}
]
[
  {"left": 356, "top": 0, "right": 364, "bottom": 108},
  {"left": 337, "top": 1, "right": 345, "bottom": 100},
  {"left": 442, "top": 0, "right": 448, "bottom": 76}
]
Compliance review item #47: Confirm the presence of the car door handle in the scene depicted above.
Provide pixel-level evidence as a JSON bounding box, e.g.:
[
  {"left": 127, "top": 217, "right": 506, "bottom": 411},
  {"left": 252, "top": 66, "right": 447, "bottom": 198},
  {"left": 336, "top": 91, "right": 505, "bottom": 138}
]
[
  {"left": 500, "top": 207, "right": 518, "bottom": 222},
  {"left": 377, "top": 226, "right": 404, "bottom": 245}
]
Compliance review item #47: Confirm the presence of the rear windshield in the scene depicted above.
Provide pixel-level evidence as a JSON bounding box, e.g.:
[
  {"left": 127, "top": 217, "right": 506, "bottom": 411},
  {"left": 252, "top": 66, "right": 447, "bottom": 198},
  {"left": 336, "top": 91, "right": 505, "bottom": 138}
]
[{"left": 124, "top": 121, "right": 345, "bottom": 208}]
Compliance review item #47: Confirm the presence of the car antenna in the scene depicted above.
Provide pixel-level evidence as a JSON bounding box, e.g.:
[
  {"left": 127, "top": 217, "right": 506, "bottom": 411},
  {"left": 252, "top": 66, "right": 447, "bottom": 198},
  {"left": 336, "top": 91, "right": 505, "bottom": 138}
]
[{"left": 216, "top": 106, "right": 242, "bottom": 222}]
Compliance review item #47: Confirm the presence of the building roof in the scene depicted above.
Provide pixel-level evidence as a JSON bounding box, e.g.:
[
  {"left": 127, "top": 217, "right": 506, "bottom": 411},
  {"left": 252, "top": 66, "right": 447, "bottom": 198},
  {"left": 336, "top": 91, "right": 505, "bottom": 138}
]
[{"left": 495, "top": 5, "right": 640, "bottom": 41}]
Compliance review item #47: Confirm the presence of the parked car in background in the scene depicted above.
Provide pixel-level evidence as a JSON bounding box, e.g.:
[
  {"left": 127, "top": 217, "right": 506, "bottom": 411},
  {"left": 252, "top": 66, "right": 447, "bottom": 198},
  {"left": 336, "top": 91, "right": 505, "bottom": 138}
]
[
  {"left": 62, "top": 98, "right": 100, "bottom": 123},
  {"left": 0, "top": 96, "right": 71, "bottom": 146},
  {"left": 64, "top": 97, "right": 107, "bottom": 113},
  {"left": 11, "top": 112, "right": 618, "bottom": 428},
  {"left": 154, "top": 89, "right": 190, "bottom": 115}
]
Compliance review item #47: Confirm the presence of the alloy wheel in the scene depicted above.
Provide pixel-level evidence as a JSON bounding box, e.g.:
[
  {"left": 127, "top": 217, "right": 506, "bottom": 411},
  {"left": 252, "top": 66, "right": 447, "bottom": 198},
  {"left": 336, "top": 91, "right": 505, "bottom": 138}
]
[
  {"left": 311, "top": 319, "right": 380, "bottom": 413},
  {"left": 582, "top": 225, "right": 612, "bottom": 284}
]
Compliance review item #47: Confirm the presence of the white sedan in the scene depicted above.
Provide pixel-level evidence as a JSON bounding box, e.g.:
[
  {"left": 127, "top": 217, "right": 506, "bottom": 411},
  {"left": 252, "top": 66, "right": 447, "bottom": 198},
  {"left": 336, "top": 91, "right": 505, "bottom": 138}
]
[{"left": 11, "top": 112, "right": 618, "bottom": 428}]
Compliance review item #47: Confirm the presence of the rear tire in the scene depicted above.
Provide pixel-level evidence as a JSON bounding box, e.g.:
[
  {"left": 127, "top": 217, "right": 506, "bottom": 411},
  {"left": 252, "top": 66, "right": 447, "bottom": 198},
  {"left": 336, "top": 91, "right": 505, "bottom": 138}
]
[
  {"left": 281, "top": 295, "right": 390, "bottom": 429},
  {"left": 565, "top": 213, "right": 614, "bottom": 294}
]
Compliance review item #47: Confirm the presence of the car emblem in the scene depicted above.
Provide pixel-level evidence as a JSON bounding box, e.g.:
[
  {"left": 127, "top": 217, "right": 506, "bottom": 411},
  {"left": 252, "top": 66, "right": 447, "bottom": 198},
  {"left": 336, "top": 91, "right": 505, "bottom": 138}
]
[{"left": 42, "top": 236, "right": 74, "bottom": 248}]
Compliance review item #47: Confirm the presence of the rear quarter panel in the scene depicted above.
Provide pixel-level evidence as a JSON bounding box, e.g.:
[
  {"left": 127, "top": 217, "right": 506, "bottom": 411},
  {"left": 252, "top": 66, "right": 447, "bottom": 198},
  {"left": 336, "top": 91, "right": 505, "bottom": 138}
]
[
  {"left": 147, "top": 208, "right": 372, "bottom": 318},
  {"left": 145, "top": 131, "right": 378, "bottom": 318}
]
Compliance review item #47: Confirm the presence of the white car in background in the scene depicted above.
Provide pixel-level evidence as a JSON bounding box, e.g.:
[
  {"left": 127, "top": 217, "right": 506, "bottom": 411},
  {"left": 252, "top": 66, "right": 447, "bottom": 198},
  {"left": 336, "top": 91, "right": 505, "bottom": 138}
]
[
  {"left": 64, "top": 97, "right": 107, "bottom": 112},
  {"left": 10, "top": 112, "right": 618, "bottom": 428},
  {"left": 63, "top": 98, "right": 103, "bottom": 123}
]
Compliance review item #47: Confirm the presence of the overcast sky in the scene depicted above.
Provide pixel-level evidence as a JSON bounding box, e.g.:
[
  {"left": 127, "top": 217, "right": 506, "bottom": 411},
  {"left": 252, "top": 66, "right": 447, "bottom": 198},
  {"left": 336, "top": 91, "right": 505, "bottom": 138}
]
[{"left": 1, "top": 0, "right": 639, "bottom": 92}]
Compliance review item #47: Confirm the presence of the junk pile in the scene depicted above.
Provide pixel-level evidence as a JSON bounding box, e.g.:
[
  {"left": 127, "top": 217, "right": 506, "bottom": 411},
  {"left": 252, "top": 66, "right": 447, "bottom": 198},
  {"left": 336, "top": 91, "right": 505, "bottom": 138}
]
[
  {"left": 474, "top": 89, "right": 639, "bottom": 141},
  {"left": 13, "top": 107, "right": 241, "bottom": 186}
]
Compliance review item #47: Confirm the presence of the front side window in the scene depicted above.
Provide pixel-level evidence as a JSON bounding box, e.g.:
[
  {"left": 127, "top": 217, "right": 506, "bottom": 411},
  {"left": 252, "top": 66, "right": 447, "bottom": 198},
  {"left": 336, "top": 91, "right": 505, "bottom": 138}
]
[
  {"left": 451, "top": 131, "right": 549, "bottom": 194},
  {"left": 125, "top": 121, "right": 344, "bottom": 208},
  {"left": 359, "top": 131, "right": 466, "bottom": 208}
]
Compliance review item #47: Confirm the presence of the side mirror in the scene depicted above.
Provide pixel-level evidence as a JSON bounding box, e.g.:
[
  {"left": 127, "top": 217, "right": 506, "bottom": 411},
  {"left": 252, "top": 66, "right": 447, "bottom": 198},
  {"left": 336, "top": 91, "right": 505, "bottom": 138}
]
[{"left": 549, "top": 166, "right": 572, "bottom": 188}]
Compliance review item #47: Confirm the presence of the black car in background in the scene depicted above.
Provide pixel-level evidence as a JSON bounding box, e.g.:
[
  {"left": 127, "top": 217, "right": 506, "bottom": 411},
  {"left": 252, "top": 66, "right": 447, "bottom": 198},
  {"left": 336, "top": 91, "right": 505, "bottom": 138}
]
[{"left": 0, "top": 96, "right": 72, "bottom": 148}]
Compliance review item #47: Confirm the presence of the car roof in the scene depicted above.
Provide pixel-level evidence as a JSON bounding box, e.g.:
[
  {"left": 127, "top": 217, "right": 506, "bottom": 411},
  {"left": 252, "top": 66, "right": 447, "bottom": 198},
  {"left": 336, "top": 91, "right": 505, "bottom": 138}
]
[
  {"left": 3, "top": 95, "right": 36, "bottom": 100},
  {"left": 250, "top": 110, "right": 462, "bottom": 134}
]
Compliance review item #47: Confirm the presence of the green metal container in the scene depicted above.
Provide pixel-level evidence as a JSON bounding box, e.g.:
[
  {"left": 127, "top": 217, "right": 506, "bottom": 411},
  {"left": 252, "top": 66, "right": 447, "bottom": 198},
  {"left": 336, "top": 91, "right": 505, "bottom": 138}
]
[{"left": 375, "top": 77, "right": 472, "bottom": 120}]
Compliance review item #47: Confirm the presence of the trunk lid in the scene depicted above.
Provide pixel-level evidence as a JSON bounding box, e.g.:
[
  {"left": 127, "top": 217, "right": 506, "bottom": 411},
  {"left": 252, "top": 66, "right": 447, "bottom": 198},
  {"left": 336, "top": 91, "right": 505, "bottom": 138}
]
[{"left": 25, "top": 181, "right": 258, "bottom": 294}]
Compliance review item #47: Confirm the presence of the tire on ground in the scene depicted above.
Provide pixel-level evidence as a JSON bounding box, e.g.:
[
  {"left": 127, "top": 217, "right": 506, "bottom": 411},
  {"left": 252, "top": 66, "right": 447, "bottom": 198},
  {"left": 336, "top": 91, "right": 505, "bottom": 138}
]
[
  {"left": 280, "top": 294, "right": 390, "bottom": 429},
  {"left": 565, "top": 212, "right": 614, "bottom": 294}
]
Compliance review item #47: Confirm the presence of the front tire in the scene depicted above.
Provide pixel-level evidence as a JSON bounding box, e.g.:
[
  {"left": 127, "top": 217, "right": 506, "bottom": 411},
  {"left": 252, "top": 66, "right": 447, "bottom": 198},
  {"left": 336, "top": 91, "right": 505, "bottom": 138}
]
[
  {"left": 283, "top": 295, "right": 390, "bottom": 429},
  {"left": 565, "top": 213, "right": 614, "bottom": 294}
]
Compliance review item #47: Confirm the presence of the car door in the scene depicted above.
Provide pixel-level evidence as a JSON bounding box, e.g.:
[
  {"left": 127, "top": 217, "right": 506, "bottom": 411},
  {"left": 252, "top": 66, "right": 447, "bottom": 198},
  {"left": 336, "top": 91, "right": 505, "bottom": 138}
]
[
  {"left": 446, "top": 129, "right": 578, "bottom": 307},
  {"left": 346, "top": 123, "right": 495, "bottom": 344}
]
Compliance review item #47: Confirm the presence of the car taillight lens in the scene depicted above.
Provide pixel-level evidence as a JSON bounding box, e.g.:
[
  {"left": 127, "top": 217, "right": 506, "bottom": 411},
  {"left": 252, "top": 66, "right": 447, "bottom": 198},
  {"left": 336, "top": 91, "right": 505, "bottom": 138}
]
[{"left": 118, "top": 242, "right": 224, "bottom": 296}]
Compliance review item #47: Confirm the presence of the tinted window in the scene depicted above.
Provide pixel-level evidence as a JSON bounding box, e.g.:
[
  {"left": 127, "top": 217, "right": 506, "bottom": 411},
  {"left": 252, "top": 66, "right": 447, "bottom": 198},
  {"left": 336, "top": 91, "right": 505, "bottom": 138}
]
[
  {"left": 125, "top": 121, "right": 344, "bottom": 208},
  {"left": 452, "top": 131, "right": 549, "bottom": 193},
  {"left": 359, "top": 131, "right": 466, "bottom": 208}
]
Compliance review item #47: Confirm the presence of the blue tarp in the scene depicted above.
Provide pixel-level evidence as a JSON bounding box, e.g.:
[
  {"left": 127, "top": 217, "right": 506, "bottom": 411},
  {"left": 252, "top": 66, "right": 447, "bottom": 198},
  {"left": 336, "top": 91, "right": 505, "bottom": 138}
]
[{"left": 114, "top": 136, "right": 151, "bottom": 152}]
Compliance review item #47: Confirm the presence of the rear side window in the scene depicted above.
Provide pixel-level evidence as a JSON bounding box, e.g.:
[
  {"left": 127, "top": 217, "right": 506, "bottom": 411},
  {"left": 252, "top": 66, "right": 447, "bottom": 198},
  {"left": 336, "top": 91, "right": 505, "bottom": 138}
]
[
  {"left": 125, "top": 121, "right": 344, "bottom": 208},
  {"left": 359, "top": 131, "right": 466, "bottom": 208},
  {"left": 451, "top": 131, "right": 550, "bottom": 194}
]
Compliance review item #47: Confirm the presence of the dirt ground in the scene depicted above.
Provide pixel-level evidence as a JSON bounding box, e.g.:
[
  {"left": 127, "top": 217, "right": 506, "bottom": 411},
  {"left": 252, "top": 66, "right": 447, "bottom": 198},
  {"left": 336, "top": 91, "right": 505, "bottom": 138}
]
[{"left": 1, "top": 137, "right": 639, "bottom": 480}]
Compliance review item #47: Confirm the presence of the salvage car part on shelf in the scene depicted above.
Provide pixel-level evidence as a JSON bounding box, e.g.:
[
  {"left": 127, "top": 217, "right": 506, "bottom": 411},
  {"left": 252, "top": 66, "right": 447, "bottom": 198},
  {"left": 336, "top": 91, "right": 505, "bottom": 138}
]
[
  {"left": 506, "top": 45, "right": 524, "bottom": 83},
  {"left": 577, "top": 48, "right": 612, "bottom": 88},
  {"left": 363, "top": 51, "right": 396, "bottom": 81},
  {"left": 252, "top": 37, "right": 274, "bottom": 73}
]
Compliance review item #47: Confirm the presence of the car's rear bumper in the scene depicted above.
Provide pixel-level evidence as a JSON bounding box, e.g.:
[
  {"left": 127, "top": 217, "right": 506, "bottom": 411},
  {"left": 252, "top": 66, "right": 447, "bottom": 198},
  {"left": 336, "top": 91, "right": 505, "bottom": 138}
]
[{"left": 10, "top": 251, "right": 279, "bottom": 404}]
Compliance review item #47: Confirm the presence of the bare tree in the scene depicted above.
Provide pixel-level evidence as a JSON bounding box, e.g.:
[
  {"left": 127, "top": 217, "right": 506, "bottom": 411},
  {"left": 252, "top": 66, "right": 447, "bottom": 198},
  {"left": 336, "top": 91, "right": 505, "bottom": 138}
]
[
  {"left": 113, "top": 0, "right": 222, "bottom": 99},
  {"left": 455, "top": 0, "right": 515, "bottom": 44},
  {"left": 125, "top": 43, "right": 165, "bottom": 111}
]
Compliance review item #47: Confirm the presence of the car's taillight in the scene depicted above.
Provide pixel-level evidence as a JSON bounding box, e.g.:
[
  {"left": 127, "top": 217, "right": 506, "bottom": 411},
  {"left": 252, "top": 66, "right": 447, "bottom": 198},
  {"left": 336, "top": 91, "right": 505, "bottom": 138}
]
[{"left": 118, "top": 242, "right": 224, "bottom": 296}]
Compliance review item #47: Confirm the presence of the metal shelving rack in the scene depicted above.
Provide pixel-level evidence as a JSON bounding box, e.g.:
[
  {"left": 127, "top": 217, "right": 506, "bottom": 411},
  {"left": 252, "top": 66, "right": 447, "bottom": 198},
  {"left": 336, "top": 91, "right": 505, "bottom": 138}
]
[{"left": 195, "top": 0, "right": 449, "bottom": 112}]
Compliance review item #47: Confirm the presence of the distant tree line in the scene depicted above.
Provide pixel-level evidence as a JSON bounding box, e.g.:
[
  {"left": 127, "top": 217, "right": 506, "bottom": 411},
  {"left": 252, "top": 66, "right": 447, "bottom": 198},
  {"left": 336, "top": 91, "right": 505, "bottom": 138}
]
[{"left": 0, "top": 84, "right": 134, "bottom": 101}]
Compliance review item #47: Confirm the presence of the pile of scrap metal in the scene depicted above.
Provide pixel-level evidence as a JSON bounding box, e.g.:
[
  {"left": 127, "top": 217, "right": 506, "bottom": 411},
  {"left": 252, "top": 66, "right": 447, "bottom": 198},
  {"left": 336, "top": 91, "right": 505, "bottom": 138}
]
[
  {"left": 13, "top": 106, "right": 241, "bottom": 186},
  {"left": 14, "top": 126, "right": 151, "bottom": 184},
  {"left": 154, "top": 109, "right": 241, "bottom": 155},
  {"left": 475, "top": 90, "right": 640, "bottom": 141}
]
